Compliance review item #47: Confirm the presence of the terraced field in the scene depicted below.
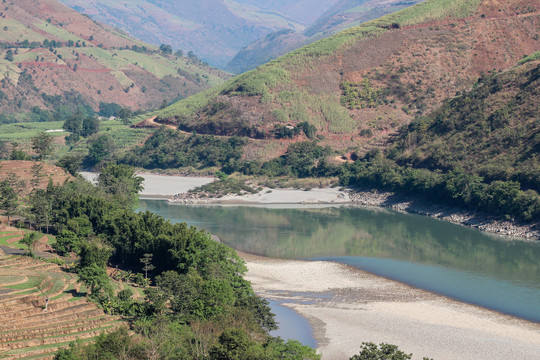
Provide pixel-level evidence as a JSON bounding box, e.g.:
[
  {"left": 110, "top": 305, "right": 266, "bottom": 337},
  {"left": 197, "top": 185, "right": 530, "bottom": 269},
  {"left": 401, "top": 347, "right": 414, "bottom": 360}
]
[
  {"left": 0, "top": 228, "right": 55, "bottom": 253},
  {"left": 0, "top": 254, "right": 122, "bottom": 359}
]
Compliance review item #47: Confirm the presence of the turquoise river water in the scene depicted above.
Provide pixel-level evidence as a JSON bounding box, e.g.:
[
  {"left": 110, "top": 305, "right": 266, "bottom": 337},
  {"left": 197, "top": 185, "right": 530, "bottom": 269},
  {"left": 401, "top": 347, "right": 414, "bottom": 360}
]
[{"left": 138, "top": 200, "right": 540, "bottom": 329}]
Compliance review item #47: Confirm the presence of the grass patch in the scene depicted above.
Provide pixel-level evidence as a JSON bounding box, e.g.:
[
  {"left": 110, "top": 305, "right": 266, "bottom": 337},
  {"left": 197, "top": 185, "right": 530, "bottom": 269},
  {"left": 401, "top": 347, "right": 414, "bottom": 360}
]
[
  {"left": 0, "top": 119, "right": 153, "bottom": 161},
  {"left": 277, "top": 177, "right": 340, "bottom": 189},
  {"left": 0, "top": 121, "right": 65, "bottom": 139},
  {"left": 33, "top": 22, "right": 84, "bottom": 43},
  {"left": 519, "top": 51, "right": 540, "bottom": 64},
  {"left": 50, "top": 286, "right": 72, "bottom": 300},
  {"left": 5, "top": 337, "right": 95, "bottom": 356},
  {"left": 368, "top": 0, "right": 483, "bottom": 28},
  {"left": 188, "top": 178, "right": 259, "bottom": 198},
  {"left": 0, "top": 235, "right": 24, "bottom": 248},
  {"left": 6, "top": 276, "right": 44, "bottom": 290},
  {"left": 0, "top": 275, "right": 25, "bottom": 285},
  {"left": 46, "top": 235, "right": 56, "bottom": 246},
  {"left": 0, "top": 19, "right": 45, "bottom": 42},
  {"left": 43, "top": 276, "right": 66, "bottom": 297}
]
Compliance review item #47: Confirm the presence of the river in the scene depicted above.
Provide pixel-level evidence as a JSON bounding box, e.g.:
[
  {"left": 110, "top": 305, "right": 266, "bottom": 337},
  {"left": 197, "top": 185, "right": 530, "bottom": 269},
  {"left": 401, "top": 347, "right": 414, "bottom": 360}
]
[{"left": 138, "top": 200, "right": 540, "bottom": 326}]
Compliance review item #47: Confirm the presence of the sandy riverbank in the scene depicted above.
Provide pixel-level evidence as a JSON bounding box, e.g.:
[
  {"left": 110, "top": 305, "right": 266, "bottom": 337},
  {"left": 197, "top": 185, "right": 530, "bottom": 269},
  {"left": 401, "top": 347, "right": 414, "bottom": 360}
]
[
  {"left": 170, "top": 186, "right": 352, "bottom": 205},
  {"left": 80, "top": 172, "right": 214, "bottom": 198},
  {"left": 239, "top": 252, "right": 540, "bottom": 360},
  {"left": 81, "top": 172, "right": 539, "bottom": 239}
]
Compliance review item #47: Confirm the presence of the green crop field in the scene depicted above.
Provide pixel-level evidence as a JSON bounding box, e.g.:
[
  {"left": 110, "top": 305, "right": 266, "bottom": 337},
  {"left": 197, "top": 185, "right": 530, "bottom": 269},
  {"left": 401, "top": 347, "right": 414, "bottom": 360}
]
[
  {"left": 0, "top": 121, "right": 65, "bottom": 139},
  {"left": 0, "top": 19, "right": 44, "bottom": 42},
  {"left": 0, "top": 119, "right": 153, "bottom": 160},
  {"left": 5, "top": 276, "right": 45, "bottom": 290},
  {"left": 33, "top": 21, "right": 85, "bottom": 43}
]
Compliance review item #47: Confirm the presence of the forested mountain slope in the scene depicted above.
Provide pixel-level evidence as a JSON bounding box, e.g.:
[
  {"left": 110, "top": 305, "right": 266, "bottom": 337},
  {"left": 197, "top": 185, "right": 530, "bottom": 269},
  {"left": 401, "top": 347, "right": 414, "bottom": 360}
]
[
  {"left": 153, "top": 0, "right": 540, "bottom": 161},
  {"left": 390, "top": 56, "right": 540, "bottom": 192},
  {"left": 340, "top": 56, "right": 540, "bottom": 222},
  {"left": 226, "top": 0, "right": 426, "bottom": 73},
  {"left": 59, "top": 0, "right": 337, "bottom": 68},
  {"left": 0, "top": 0, "right": 228, "bottom": 115}
]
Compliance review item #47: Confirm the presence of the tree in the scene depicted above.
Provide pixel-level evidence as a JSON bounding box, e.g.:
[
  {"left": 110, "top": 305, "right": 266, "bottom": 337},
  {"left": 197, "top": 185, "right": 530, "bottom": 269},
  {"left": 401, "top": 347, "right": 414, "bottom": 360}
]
[
  {"left": 265, "top": 338, "right": 321, "bottom": 360},
  {"left": 79, "top": 239, "right": 112, "bottom": 269},
  {"left": 159, "top": 44, "right": 172, "bottom": 54},
  {"left": 52, "top": 229, "right": 80, "bottom": 256},
  {"left": 87, "top": 134, "right": 115, "bottom": 165},
  {"left": 97, "top": 163, "right": 143, "bottom": 207},
  {"left": 81, "top": 117, "right": 100, "bottom": 137},
  {"left": 140, "top": 253, "right": 155, "bottom": 280},
  {"left": 20, "top": 232, "right": 40, "bottom": 257},
  {"left": 98, "top": 102, "right": 122, "bottom": 117},
  {"left": 349, "top": 342, "right": 432, "bottom": 360},
  {"left": 29, "top": 188, "right": 53, "bottom": 233},
  {"left": 63, "top": 111, "right": 83, "bottom": 135},
  {"left": 5, "top": 50, "right": 13, "bottom": 61},
  {"left": 4, "top": 172, "right": 26, "bottom": 195},
  {"left": 0, "top": 140, "right": 8, "bottom": 159},
  {"left": 56, "top": 154, "right": 83, "bottom": 176},
  {"left": 210, "top": 328, "right": 258, "bottom": 360},
  {"left": 30, "top": 161, "right": 45, "bottom": 188},
  {"left": 78, "top": 263, "right": 112, "bottom": 296},
  {"left": 0, "top": 180, "right": 18, "bottom": 225},
  {"left": 31, "top": 132, "right": 54, "bottom": 160}
]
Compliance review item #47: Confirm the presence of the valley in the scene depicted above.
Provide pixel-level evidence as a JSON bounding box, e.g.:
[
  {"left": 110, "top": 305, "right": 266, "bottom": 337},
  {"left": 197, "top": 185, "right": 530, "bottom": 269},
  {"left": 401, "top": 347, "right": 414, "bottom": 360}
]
[{"left": 0, "top": 0, "right": 539, "bottom": 358}]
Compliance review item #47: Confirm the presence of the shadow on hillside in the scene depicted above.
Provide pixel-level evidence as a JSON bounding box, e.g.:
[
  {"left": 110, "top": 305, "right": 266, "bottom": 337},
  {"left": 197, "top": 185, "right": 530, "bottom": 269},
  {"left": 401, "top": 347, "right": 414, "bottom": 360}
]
[{"left": 67, "top": 288, "right": 87, "bottom": 299}]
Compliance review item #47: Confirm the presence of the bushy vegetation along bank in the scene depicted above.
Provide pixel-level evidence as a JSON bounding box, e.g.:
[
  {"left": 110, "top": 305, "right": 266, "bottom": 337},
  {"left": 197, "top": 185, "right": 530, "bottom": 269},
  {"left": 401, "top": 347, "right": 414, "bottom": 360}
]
[
  {"left": 0, "top": 160, "right": 305, "bottom": 355},
  {"left": 1, "top": 162, "right": 320, "bottom": 359}
]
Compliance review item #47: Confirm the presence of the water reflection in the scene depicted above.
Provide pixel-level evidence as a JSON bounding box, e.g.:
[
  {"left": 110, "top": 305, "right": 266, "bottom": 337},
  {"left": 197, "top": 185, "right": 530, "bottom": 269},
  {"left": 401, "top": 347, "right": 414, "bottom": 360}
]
[{"left": 139, "top": 200, "right": 540, "bottom": 321}]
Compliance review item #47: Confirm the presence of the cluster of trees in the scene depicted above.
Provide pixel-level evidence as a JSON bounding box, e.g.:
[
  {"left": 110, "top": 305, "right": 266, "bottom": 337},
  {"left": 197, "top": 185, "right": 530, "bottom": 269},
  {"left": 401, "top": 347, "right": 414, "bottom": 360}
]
[
  {"left": 227, "top": 141, "right": 337, "bottom": 179},
  {"left": 349, "top": 342, "right": 432, "bottom": 360},
  {"left": 4, "top": 162, "right": 318, "bottom": 359},
  {"left": 333, "top": 62, "right": 539, "bottom": 222},
  {"left": 390, "top": 65, "right": 540, "bottom": 191},
  {"left": 55, "top": 325, "right": 319, "bottom": 360},
  {"left": 0, "top": 93, "right": 97, "bottom": 125},
  {"left": 0, "top": 130, "right": 54, "bottom": 161},
  {"left": 1, "top": 38, "right": 87, "bottom": 50},
  {"left": 0, "top": 159, "right": 56, "bottom": 230},
  {"left": 63, "top": 112, "right": 100, "bottom": 140},
  {"left": 273, "top": 121, "right": 317, "bottom": 140},
  {"left": 98, "top": 102, "right": 139, "bottom": 121},
  {"left": 340, "top": 151, "right": 540, "bottom": 221},
  {"left": 122, "top": 127, "right": 246, "bottom": 170},
  {"left": 121, "top": 127, "right": 338, "bottom": 180}
]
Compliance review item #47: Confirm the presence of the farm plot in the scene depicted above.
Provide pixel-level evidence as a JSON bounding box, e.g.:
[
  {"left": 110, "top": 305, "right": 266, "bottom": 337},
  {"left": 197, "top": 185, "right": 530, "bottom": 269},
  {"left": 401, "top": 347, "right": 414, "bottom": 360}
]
[{"left": 0, "top": 254, "right": 122, "bottom": 360}]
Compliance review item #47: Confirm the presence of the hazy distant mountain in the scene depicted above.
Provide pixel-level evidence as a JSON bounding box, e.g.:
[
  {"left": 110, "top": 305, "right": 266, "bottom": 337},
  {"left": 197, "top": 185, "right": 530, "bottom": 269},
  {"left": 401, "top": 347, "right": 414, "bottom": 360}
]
[
  {"left": 58, "top": 0, "right": 337, "bottom": 68},
  {"left": 225, "top": 0, "right": 425, "bottom": 73}
]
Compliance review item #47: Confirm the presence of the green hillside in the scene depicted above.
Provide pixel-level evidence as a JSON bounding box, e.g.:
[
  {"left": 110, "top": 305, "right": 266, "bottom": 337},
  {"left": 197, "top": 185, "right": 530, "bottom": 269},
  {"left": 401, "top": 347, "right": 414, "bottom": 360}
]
[{"left": 391, "top": 57, "right": 540, "bottom": 190}]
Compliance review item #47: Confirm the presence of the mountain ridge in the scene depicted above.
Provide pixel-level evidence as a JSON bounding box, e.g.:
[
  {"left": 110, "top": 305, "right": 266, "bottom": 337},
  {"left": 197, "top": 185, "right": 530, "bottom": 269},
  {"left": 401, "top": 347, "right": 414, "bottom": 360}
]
[
  {"left": 58, "top": 0, "right": 338, "bottom": 68},
  {"left": 226, "top": 0, "right": 426, "bottom": 73},
  {"left": 152, "top": 0, "right": 539, "bottom": 163}
]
